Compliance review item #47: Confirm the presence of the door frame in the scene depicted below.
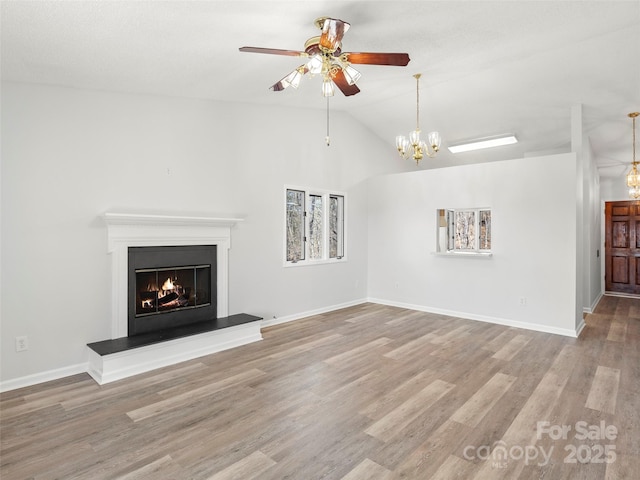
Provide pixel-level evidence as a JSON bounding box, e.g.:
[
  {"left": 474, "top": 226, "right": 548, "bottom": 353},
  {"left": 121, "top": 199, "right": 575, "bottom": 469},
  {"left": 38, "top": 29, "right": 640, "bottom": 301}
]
[{"left": 603, "top": 200, "right": 640, "bottom": 297}]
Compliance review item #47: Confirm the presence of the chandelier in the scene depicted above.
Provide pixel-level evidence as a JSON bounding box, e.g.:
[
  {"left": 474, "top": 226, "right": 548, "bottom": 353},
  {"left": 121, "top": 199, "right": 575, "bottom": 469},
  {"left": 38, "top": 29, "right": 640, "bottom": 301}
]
[
  {"left": 626, "top": 112, "right": 640, "bottom": 199},
  {"left": 395, "top": 73, "right": 441, "bottom": 164}
]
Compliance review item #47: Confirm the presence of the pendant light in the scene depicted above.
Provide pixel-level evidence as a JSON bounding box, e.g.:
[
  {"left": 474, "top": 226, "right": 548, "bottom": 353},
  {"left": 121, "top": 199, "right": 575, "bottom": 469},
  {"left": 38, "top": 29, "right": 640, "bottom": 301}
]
[{"left": 626, "top": 112, "right": 640, "bottom": 199}]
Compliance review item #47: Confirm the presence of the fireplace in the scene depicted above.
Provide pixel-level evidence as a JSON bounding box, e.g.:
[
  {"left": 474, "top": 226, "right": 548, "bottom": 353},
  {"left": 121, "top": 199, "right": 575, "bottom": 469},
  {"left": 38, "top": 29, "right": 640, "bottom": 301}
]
[
  {"left": 103, "top": 212, "right": 240, "bottom": 339},
  {"left": 128, "top": 245, "right": 217, "bottom": 336},
  {"left": 88, "top": 212, "right": 263, "bottom": 385}
]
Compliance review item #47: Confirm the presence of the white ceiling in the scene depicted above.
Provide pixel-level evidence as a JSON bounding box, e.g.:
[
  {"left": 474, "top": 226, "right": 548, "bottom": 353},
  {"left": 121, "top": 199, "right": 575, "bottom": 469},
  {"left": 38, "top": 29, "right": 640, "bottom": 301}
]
[{"left": 2, "top": 1, "right": 639, "bottom": 175}]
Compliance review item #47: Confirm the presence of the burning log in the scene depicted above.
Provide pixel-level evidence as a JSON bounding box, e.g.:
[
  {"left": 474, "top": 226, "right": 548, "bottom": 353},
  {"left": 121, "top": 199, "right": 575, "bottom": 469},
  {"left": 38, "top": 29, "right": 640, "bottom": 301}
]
[
  {"left": 157, "top": 292, "right": 190, "bottom": 309},
  {"left": 157, "top": 292, "right": 179, "bottom": 306}
]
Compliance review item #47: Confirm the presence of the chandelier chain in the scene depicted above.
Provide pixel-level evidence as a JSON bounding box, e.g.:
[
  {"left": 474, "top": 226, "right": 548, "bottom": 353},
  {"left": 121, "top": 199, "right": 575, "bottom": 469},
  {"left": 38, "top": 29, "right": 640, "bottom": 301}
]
[
  {"left": 633, "top": 114, "right": 636, "bottom": 164},
  {"left": 415, "top": 74, "right": 420, "bottom": 131}
]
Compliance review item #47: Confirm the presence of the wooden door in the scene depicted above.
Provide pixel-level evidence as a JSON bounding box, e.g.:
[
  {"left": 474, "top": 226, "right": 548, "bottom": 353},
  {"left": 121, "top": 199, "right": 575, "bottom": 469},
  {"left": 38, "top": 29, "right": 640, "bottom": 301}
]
[{"left": 605, "top": 201, "right": 640, "bottom": 295}]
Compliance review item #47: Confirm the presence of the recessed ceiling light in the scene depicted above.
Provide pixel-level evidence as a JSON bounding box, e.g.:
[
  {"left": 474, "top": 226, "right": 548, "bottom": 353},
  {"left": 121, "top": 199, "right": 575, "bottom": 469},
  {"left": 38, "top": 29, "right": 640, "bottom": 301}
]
[{"left": 448, "top": 134, "right": 518, "bottom": 154}]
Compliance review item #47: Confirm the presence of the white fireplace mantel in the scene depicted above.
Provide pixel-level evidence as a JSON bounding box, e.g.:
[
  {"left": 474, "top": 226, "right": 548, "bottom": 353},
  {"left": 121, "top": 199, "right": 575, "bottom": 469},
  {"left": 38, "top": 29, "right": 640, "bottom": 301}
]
[{"left": 104, "top": 212, "right": 243, "bottom": 339}]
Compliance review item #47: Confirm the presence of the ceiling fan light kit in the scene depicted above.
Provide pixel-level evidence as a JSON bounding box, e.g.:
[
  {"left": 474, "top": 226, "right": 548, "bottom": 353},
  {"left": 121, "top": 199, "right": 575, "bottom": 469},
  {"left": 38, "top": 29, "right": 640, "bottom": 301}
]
[
  {"left": 305, "top": 54, "right": 324, "bottom": 75},
  {"left": 626, "top": 112, "right": 640, "bottom": 199},
  {"left": 322, "top": 78, "right": 335, "bottom": 97},
  {"left": 447, "top": 134, "right": 518, "bottom": 154},
  {"left": 280, "top": 69, "right": 303, "bottom": 90},
  {"left": 342, "top": 64, "right": 362, "bottom": 86}
]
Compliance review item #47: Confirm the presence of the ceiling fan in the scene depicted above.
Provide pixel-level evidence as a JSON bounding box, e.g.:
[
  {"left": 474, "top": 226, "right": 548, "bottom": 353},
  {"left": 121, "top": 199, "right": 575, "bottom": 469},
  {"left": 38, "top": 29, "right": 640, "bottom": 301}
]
[{"left": 239, "top": 17, "right": 410, "bottom": 97}]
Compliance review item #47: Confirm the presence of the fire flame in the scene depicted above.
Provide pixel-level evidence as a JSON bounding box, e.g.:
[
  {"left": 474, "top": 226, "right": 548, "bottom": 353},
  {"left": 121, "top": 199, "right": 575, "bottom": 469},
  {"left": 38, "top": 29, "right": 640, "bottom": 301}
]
[{"left": 162, "top": 277, "right": 175, "bottom": 291}]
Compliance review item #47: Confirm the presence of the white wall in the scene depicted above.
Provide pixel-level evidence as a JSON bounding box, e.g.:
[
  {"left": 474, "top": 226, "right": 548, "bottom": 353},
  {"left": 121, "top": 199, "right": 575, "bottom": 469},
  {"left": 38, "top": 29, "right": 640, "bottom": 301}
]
[
  {"left": 582, "top": 138, "right": 602, "bottom": 313},
  {"left": 1, "top": 81, "right": 591, "bottom": 388},
  {"left": 600, "top": 176, "right": 634, "bottom": 201},
  {"left": 572, "top": 105, "right": 585, "bottom": 329},
  {"left": 0, "top": 82, "right": 409, "bottom": 385},
  {"left": 568, "top": 103, "right": 602, "bottom": 321},
  {"left": 366, "top": 153, "right": 579, "bottom": 336}
]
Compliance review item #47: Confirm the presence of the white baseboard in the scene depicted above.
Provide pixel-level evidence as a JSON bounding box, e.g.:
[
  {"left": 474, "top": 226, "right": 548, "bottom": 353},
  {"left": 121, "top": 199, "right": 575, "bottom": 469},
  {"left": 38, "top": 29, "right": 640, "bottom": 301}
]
[
  {"left": 575, "top": 318, "right": 587, "bottom": 338},
  {"left": 583, "top": 292, "right": 604, "bottom": 314},
  {"left": 1, "top": 295, "right": 585, "bottom": 392},
  {"left": 260, "top": 298, "right": 368, "bottom": 328},
  {"left": 0, "top": 363, "right": 88, "bottom": 393},
  {"left": 2, "top": 300, "right": 368, "bottom": 392},
  {"left": 2, "top": 323, "right": 263, "bottom": 392},
  {"left": 368, "top": 297, "right": 582, "bottom": 338},
  {"left": 604, "top": 291, "right": 640, "bottom": 299}
]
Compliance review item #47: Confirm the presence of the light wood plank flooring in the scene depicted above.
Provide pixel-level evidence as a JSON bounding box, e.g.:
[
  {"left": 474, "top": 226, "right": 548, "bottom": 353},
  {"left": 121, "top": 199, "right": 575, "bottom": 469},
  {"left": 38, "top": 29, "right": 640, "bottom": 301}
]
[{"left": 1, "top": 296, "right": 639, "bottom": 479}]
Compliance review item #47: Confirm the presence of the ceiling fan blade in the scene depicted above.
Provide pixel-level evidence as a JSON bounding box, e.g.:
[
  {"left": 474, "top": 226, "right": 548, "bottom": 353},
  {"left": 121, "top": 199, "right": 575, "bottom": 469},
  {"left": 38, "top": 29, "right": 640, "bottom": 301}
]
[
  {"left": 344, "top": 52, "right": 410, "bottom": 66},
  {"left": 239, "top": 46, "right": 305, "bottom": 57},
  {"left": 332, "top": 69, "right": 360, "bottom": 97},
  {"left": 319, "top": 18, "right": 350, "bottom": 53}
]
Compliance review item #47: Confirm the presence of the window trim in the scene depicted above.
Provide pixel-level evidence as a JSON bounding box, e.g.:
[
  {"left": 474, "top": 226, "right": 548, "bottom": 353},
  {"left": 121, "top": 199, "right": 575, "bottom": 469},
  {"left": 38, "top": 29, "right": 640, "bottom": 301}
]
[
  {"left": 284, "top": 185, "right": 347, "bottom": 267},
  {"left": 434, "top": 207, "right": 493, "bottom": 257},
  {"left": 285, "top": 188, "right": 306, "bottom": 263},
  {"left": 329, "top": 194, "right": 345, "bottom": 259}
]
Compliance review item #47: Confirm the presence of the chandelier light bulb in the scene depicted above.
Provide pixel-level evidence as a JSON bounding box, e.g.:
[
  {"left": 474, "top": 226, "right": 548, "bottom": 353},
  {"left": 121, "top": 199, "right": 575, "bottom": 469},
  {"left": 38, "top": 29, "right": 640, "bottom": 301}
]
[
  {"left": 409, "top": 129, "right": 421, "bottom": 147},
  {"left": 428, "top": 131, "right": 442, "bottom": 151},
  {"left": 626, "top": 164, "right": 640, "bottom": 188},
  {"left": 396, "top": 135, "right": 408, "bottom": 155}
]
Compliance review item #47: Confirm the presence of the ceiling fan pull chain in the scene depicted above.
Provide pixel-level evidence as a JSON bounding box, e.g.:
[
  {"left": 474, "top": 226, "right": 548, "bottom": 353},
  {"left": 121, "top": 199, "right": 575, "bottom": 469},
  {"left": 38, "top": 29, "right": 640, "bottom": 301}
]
[{"left": 326, "top": 96, "right": 331, "bottom": 146}]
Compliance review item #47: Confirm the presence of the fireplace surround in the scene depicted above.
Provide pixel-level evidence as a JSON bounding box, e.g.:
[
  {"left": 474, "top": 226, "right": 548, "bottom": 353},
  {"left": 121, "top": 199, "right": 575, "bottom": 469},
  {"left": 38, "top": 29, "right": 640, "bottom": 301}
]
[
  {"left": 86, "top": 212, "right": 262, "bottom": 384},
  {"left": 103, "top": 212, "right": 238, "bottom": 338}
]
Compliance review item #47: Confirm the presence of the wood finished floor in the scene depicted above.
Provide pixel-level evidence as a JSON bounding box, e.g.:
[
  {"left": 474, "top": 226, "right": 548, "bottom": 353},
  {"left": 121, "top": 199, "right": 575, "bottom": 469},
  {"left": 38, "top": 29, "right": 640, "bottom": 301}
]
[{"left": 1, "top": 296, "right": 639, "bottom": 479}]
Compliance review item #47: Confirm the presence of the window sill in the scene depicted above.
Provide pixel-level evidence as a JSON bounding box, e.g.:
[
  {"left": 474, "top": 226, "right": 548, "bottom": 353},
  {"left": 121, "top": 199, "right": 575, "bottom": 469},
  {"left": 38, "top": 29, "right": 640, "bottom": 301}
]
[
  {"left": 431, "top": 251, "right": 493, "bottom": 258},
  {"left": 284, "top": 258, "right": 347, "bottom": 268}
]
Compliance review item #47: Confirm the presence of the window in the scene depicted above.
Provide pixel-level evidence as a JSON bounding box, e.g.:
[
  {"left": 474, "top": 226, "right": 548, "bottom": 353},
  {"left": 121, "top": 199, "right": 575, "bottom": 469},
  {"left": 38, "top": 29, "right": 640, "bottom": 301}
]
[
  {"left": 285, "top": 187, "right": 346, "bottom": 265},
  {"left": 437, "top": 208, "right": 491, "bottom": 254},
  {"left": 309, "top": 194, "right": 323, "bottom": 259},
  {"left": 329, "top": 195, "right": 344, "bottom": 259},
  {"left": 286, "top": 189, "right": 305, "bottom": 262}
]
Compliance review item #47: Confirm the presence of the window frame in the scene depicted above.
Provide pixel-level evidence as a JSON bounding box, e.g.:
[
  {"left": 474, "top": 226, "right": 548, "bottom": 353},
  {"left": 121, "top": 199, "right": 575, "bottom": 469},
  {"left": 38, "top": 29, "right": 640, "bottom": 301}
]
[
  {"left": 284, "top": 186, "right": 347, "bottom": 267},
  {"left": 437, "top": 207, "right": 492, "bottom": 255},
  {"left": 329, "top": 194, "right": 345, "bottom": 259},
  {"left": 285, "top": 188, "right": 306, "bottom": 263}
]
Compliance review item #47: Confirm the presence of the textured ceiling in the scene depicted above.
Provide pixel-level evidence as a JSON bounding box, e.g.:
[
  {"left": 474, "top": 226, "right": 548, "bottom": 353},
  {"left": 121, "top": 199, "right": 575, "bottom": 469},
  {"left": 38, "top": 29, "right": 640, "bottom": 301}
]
[{"left": 2, "top": 1, "right": 639, "bottom": 175}]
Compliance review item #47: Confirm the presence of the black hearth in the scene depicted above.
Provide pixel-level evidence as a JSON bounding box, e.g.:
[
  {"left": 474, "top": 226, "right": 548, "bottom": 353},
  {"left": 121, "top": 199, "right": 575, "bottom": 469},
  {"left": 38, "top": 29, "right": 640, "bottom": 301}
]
[{"left": 128, "top": 245, "right": 217, "bottom": 336}]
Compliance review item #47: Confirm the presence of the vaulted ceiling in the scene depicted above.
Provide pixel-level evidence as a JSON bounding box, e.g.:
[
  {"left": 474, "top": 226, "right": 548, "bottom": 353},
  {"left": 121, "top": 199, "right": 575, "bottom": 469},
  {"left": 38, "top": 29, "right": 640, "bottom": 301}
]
[{"left": 2, "top": 1, "right": 639, "bottom": 176}]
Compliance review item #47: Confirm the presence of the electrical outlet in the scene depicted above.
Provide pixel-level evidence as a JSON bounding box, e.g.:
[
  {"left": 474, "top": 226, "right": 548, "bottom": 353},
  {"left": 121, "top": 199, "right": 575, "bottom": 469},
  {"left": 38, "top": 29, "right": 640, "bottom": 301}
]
[
  {"left": 15, "top": 336, "right": 29, "bottom": 352},
  {"left": 519, "top": 297, "right": 527, "bottom": 306}
]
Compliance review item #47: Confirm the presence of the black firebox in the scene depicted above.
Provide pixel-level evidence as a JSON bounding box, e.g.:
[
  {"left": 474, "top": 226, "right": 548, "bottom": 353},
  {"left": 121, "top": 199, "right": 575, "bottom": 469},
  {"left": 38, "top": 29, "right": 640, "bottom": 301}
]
[{"left": 128, "top": 245, "right": 217, "bottom": 336}]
